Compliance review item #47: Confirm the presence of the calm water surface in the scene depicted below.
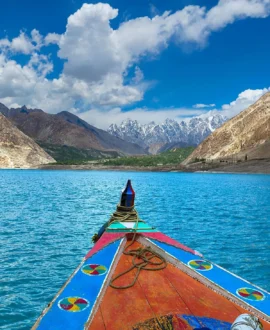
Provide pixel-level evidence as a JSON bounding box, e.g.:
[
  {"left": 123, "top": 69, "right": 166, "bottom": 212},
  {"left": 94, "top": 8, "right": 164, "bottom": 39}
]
[{"left": 0, "top": 170, "right": 270, "bottom": 329}]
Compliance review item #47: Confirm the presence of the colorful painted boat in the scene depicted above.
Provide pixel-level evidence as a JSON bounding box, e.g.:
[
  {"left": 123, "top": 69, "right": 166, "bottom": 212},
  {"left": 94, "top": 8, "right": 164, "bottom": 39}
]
[{"left": 33, "top": 181, "right": 270, "bottom": 330}]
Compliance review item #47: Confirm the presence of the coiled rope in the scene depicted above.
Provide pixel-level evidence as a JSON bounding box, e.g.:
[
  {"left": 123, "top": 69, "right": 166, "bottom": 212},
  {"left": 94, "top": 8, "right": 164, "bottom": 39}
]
[
  {"left": 109, "top": 205, "right": 167, "bottom": 289},
  {"left": 109, "top": 204, "right": 142, "bottom": 223}
]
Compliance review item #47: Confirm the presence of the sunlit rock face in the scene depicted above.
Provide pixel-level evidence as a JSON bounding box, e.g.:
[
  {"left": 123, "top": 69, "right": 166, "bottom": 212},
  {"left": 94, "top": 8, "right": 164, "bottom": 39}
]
[
  {"left": 0, "top": 113, "right": 55, "bottom": 168},
  {"left": 0, "top": 104, "right": 146, "bottom": 156},
  {"left": 183, "top": 92, "right": 270, "bottom": 164}
]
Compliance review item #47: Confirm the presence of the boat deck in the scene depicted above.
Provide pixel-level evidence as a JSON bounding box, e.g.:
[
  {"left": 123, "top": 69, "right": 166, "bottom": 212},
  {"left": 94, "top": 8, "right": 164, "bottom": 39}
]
[
  {"left": 33, "top": 231, "right": 270, "bottom": 329},
  {"left": 32, "top": 183, "right": 270, "bottom": 329},
  {"left": 88, "top": 240, "right": 270, "bottom": 330}
]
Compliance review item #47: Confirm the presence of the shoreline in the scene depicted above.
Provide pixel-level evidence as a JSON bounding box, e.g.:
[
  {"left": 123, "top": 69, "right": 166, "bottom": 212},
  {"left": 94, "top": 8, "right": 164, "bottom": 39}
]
[
  {"left": 37, "top": 164, "right": 194, "bottom": 172},
  {"left": 36, "top": 158, "right": 270, "bottom": 174},
  {"left": 1, "top": 159, "right": 269, "bottom": 174}
]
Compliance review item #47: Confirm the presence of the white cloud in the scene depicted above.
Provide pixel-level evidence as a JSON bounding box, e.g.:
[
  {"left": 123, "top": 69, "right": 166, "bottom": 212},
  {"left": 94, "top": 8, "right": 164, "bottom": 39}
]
[
  {"left": 50, "top": 1, "right": 270, "bottom": 109},
  {"left": 132, "top": 66, "right": 144, "bottom": 84},
  {"left": 174, "top": 0, "right": 270, "bottom": 45},
  {"left": 28, "top": 53, "right": 53, "bottom": 76},
  {"left": 79, "top": 87, "right": 270, "bottom": 129},
  {"left": 0, "top": 38, "right": 10, "bottom": 48},
  {"left": 44, "top": 33, "right": 61, "bottom": 45},
  {"left": 58, "top": 3, "right": 120, "bottom": 82},
  {"left": 31, "top": 29, "right": 43, "bottom": 48},
  {"left": 193, "top": 103, "right": 216, "bottom": 108},
  {"left": 0, "top": 29, "right": 43, "bottom": 55},
  {"left": 79, "top": 107, "right": 206, "bottom": 129},
  {"left": 0, "top": 1, "right": 270, "bottom": 115},
  {"left": 194, "top": 87, "right": 270, "bottom": 121},
  {"left": 0, "top": 51, "right": 143, "bottom": 111},
  {"left": 0, "top": 53, "right": 55, "bottom": 108},
  {"left": 10, "top": 32, "right": 34, "bottom": 54},
  {"left": 221, "top": 87, "right": 270, "bottom": 118}
]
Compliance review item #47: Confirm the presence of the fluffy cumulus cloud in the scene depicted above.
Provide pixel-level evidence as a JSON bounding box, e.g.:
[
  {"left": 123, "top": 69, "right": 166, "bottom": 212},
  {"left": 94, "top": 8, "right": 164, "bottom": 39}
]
[
  {"left": 0, "top": 29, "right": 43, "bottom": 55},
  {"left": 44, "top": 33, "right": 61, "bottom": 45},
  {"left": 58, "top": 3, "right": 120, "bottom": 82},
  {"left": 178, "top": 0, "right": 270, "bottom": 45},
  {"left": 221, "top": 87, "right": 270, "bottom": 118},
  {"left": 79, "top": 86, "right": 270, "bottom": 129},
  {"left": 0, "top": 1, "right": 270, "bottom": 118}
]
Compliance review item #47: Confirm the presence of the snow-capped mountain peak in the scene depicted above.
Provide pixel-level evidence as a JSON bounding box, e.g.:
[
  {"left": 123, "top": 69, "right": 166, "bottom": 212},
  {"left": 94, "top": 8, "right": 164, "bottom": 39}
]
[{"left": 108, "top": 113, "right": 227, "bottom": 153}]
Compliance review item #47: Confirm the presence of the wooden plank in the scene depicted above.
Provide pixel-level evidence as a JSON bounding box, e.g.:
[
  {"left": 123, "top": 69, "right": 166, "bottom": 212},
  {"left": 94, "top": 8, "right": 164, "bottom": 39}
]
[
  {"left": 88, "top": 239, "right": 270, "bottom": 329},
  {"left": 88, "top": 307, "right": 106, "bottom": 330},
  {"left": 97, "top": 251, "right": 156, "bottom": 329},
  {"left": 127, "top": 242, "right": 192, "bottom": 317},
  {"left": 164, "top": 263, "right": 247, "bottom": 323},
  {"left": 150, "top": 239, "right": 270, "bottom": 319}
]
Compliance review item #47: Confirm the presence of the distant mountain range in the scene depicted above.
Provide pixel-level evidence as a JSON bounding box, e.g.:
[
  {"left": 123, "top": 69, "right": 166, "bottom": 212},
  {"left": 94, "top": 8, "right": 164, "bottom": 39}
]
[
  {"left": 0, "top": 104, "right": 146, "bottom": 160},
  {"left": 183, "top": 92, "right": 270, "bottom": 164},
  {"left": 0, "top": 113, "right": 54, "bottom": 168},
  {"left": 108, "top": 114, "right": 226, "bottom": 154},
  {"left": 1, "top": 91, "right": 269, "bottom": 169}
]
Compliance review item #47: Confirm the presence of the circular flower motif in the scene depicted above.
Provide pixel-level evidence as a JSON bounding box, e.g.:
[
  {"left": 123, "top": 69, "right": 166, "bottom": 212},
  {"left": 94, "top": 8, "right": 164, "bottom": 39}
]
[
  {"left": 188, "top": 260, "right": 213, "bottom": 271},
  {"left": 58, "top": 297, "right": 89, "bottom": 312},
  {"left": 236, "top": 288, "right": 265, "bottom": 301},
  {"left": 82, "top": 264, "right": 107, "bottom": 276}
]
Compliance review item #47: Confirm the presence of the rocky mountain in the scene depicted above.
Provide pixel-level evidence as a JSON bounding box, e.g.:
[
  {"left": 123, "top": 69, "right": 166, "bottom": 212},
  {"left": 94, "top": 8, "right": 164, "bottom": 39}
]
[
  {"left": 0, "top": 105, "right": 146, "bottom": 156},
  {"left": 56, "top": 111, "right": 146, "bottom": 154},
  {"left": 108, "top": 113, "right": 226, "bottom": 154},
  {"left": 157, "top": 141, "right": 192, "bottom": 153},
  {"left": 183, "top": 92, "right": 270, "bottom": 164},
  {"left": 0, "top": 103, "right": 9, "bottom": 117},
  {"left": 0, "top": 114, "right": 55, "bottom": 168}
]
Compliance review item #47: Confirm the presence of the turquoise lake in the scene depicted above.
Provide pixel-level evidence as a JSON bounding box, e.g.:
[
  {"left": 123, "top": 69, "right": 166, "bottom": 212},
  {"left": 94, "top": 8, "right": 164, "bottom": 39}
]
[{"left": 0, "top": 170, "right": 270, "bottom": 329}]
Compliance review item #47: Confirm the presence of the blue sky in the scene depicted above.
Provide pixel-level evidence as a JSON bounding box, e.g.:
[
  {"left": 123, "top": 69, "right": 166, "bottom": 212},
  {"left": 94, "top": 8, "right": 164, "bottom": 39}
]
[{"left": 0, "top": 0, "right": 269, "bottom": 128}]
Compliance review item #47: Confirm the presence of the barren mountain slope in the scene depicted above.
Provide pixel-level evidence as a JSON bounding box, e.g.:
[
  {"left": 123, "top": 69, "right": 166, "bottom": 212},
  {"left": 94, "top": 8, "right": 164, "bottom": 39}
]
[
  {"left": 183, "top": 92, "right": 270, "bottom": 164},
  {"left": 0, "top": 114, "right": 55, "bottom": 168},
  {"left": 56, "top": 111, "right": 146, "bottom": 155},
  {"left": 0, "top": 105, "right": 146, "bottom": 155},
  {"left": 4, "top": 107, "right": 103, "bottom": 150}
]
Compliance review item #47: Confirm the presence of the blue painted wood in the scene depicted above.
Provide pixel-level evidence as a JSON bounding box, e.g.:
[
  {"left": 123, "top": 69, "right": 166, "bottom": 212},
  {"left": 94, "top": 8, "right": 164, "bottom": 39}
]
[
  {"left": 36, "top": 239, "right": 122, "bottom": 330},
  {"left": 106, "top": 221, "right": 157, "bottom": 233},
  {"left": 150, "top": 239, "right": 270, "bottom": 317},
  {"left": 149, "top": 238, "right": 201, "bottom": 263}
]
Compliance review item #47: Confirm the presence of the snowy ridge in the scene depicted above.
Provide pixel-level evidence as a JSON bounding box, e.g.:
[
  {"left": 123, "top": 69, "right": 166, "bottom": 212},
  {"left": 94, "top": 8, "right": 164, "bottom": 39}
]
[{"left": 108, "top": 113, "right": 227, "bottom": 153}]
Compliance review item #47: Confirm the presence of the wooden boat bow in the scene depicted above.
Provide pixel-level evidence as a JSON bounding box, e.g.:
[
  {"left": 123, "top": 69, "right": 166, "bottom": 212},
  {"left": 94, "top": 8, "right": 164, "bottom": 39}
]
[{"left": 33, "top": 180, "right": 270, "bottom": 330}]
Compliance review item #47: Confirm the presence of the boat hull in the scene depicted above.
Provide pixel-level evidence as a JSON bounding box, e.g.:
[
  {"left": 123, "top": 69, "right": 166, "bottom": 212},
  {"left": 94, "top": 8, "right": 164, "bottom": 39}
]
[{"left": 33, "top": 222, "right": 270, "bottom": 329}]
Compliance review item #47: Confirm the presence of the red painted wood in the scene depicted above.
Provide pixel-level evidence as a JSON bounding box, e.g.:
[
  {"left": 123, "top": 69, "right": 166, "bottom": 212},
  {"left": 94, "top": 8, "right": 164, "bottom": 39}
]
[
  {"left": 258, "top": 320, "right": 270, "bottom": 330},
  {"left": 88, "top": 239, "right": 270, "bottom": 330},
  {"left": 85, "top": 229, "right": 199, "bottom": 261},
  {"left": 165, "top": 265, "right": 270, "bottom": 329},
  {"left": 164, "top": 264, "right": 246, "bottom": 322},
  {"left": 143, "top": 232, "right": 200, "bottom": 256},
  {"left": 128, "top": 242, "right": 192, "bottom": 317},
  {"left": 97, "top": 251, "right": 156, "bottom": 329},
  {"left": 87, "top": 307, "right": 106, "bottom": 330},
  {"left": 85, "top": 233, "right": 125, "bottom": 259}
]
